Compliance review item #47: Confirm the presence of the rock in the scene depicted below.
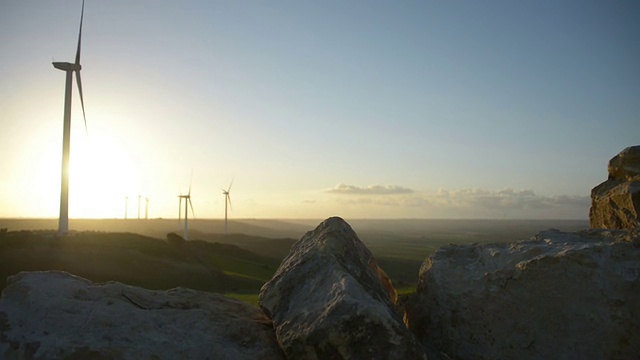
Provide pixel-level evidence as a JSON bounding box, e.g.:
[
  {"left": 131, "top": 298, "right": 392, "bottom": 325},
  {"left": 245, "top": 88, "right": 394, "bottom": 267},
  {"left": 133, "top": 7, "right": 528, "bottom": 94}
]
[
  {"left": 406, "top": 229, "right": 640, "bottom": 360},
  {"left": 259, "top": 217, "right": 428, "bottom": 359},
  {"left": 590, "top": 145, "right": 640, "bottom": 229},
  {"left": 0, "top": 271, "right": 284, "bottom": 360},
  {"left": 608, "top": 145, "right": 640, "bottom": 181}
]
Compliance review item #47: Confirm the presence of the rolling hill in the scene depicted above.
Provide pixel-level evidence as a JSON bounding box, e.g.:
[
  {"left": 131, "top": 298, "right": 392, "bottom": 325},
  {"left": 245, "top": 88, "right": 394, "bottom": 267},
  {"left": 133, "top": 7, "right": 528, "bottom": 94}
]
[{"left": 0, "top": 230, "right": 283, "bottom": 296}]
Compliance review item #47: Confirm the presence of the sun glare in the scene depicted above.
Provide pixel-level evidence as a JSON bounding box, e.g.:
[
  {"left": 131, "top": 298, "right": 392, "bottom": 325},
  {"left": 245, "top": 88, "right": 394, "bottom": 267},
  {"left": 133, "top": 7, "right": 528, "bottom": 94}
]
[{"left": 68, "top": 134, "right": 140, "bottom": 218}]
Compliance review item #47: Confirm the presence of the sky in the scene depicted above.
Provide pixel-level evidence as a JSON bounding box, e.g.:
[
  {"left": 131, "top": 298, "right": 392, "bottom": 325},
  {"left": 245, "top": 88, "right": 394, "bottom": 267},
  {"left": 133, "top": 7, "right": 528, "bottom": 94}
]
[{"left": 0, "top": 0, "right": 638, "bottom": 220}]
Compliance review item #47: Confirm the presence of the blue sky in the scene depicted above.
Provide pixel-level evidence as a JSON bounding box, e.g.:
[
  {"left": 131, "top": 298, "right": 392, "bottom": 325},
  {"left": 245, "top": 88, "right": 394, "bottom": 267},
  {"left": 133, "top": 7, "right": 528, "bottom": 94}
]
[{"left": 0, "top": 0, "right": 638, "bottom": 219}]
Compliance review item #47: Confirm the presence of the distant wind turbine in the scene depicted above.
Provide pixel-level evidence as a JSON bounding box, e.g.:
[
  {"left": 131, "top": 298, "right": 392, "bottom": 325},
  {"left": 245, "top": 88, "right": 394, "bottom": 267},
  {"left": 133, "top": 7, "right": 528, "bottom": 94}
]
[
  {"left": 178, "top": 185, "right": 195, "bottom": 240},
  {"left": 222, "top": 181, "right": 233, "bottom": 235},
  {"left": 54, "top": 0, "right": 88, "bottom": 236},
  {"left": 145, "top": 197, "right": 149, "bottom": 220},
  {"left": 124, "top": 196, "right": 128, "bottom": 219},
  {"left": 137, "top": 195, "right": 141, "bottom": 219}
]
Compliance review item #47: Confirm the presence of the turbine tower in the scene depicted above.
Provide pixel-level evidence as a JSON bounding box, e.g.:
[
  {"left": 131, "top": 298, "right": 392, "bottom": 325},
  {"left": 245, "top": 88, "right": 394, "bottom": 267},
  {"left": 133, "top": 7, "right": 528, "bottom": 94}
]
[
  {"left": 222, "top": 181, "right": 233, "bottom": 235},
  {"left": 178, "top": 185, "right": 194, "bottom": 240},
  {"left": 54, "top": 0, "right": 88, "bottom": 236}
]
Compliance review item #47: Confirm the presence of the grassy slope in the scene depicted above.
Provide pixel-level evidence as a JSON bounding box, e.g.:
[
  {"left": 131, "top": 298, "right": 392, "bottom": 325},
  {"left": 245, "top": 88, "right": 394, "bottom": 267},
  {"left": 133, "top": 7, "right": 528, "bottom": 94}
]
[
  {"left": 0, "top": 231, "right": 281, "bottom": 295},
  {"left": 0, "top": 229, "right": 426, "bottom": 304}
]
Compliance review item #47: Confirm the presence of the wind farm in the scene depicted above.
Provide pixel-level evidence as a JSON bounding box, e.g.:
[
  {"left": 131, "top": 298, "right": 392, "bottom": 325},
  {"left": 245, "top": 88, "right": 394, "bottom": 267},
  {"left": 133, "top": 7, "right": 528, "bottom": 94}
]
[
  {"left": 2, "top": 0, "right": 634, "bottom": 224},
  {"left": 6, "top": 1, "right": 633, "bottom": 223},
  {"left": 47, "top": 1, "right": 234, "bottom": 236}
]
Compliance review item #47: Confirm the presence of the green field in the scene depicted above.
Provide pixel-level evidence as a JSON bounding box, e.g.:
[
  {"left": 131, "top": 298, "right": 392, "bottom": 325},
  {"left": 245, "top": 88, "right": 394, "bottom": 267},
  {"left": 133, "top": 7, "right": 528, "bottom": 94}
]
[{"left": 0, "top": 231, "right": 280, "bottom": 295}]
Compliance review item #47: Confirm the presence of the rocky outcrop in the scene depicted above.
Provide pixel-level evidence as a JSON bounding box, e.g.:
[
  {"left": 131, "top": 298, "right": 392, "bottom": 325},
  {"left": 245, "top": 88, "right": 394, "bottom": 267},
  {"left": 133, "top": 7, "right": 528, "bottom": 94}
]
[
  {"left": 590, "top": 145, "right": 640, "bottom": 229},
  {"left": 259, "top": 217, "right": 428, "bottom": 359},
  {"left": 406, "top": 228, "right": 640, "bottom": 359},
  {"left": 0, "top": 271, "right": 284, "bottom": 360}
]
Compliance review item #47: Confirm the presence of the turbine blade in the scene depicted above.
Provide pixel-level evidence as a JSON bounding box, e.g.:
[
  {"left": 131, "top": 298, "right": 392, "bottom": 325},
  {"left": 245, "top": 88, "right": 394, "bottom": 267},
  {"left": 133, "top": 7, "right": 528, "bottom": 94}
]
[
  {"left": 178, "top": 198, "right": 182, "bottom": 221},
  {"left": 75, "top": 70, "right": 88, "bottom": 135},
  {"left": 189, "top": 198, "right": 195, "bottom": 219},
  {"left": 227, "top": 194, "right": 232, "bottom": 211},
  {"left": 75, "top": 0, "right": 85, "bottom": 65},
  {"left": 227, "top": 179, "right": 234, "bottom": 192}
]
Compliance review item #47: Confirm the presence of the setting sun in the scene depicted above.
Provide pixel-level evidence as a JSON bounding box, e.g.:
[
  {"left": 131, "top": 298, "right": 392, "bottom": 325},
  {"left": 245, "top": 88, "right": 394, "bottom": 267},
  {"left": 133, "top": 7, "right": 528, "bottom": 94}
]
[{"left": 68, "top": 132, "right": 140, "bottom": 218}]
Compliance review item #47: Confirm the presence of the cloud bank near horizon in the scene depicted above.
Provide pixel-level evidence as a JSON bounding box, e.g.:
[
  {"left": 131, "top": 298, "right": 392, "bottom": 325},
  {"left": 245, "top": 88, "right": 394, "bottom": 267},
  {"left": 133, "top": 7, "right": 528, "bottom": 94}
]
[
  {"left": 324, "top": 184, "right": 591, "bottom": 218},
  {"left": 326, "top": 183, "right": 414, "bottom": 195},
  {"left": 429, "top": 188, "right": 590, "bottom": 210}
]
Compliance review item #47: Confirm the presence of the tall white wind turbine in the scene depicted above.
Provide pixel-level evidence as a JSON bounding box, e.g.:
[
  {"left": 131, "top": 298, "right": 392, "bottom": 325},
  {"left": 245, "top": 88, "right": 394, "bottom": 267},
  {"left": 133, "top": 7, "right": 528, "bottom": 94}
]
[
  {"left": 178, "top": 185, "right": 195, "bottom": 240},
  {"left": 54, "top": 0, "right": 88, "bottom": 236},
  {"left": 222, "top": 181, "right": 233, "bottom": 235}
]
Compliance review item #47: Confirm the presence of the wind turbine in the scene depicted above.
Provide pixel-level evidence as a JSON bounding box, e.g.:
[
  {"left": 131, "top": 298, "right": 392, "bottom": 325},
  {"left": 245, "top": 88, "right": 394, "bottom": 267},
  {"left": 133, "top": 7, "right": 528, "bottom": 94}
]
[
  {"left": 222, "top": 181, "right": 233, "bottom": 235},
  {"left": 178, "top": 185, "right": 195, "bottom": 240},
  {"left": 54, "top": 0, "right": 88, "bottom": 236}
]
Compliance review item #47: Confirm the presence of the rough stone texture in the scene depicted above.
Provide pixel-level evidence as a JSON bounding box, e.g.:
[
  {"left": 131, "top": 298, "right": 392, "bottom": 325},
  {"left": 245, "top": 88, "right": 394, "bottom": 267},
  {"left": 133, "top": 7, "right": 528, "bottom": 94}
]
[
  {"left": 406, "top": 229, "right": 640, "bottom": 360},
  {"left": 590, "top": 145, "right": 640, "bottom": 229},
  {"left": 0, "top": 271, "right": 284, "bottom": 360},
  {"left": 259, "top": 217, "right": 428, "bottom": 360}
]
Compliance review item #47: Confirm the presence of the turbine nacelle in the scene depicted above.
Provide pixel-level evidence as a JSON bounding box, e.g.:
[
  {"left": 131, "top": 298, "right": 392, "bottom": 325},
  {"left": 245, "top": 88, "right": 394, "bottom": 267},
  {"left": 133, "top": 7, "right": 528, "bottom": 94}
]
[{"left": 52, "top": 62, "right": 81, "bottom": 71}]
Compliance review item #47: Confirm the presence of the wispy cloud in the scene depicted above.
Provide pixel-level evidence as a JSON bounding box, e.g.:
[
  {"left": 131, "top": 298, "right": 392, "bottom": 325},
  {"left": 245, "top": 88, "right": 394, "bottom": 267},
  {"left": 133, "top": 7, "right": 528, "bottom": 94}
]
[{"left": 326, "top": 183, "right": 414, "bottom": 195}]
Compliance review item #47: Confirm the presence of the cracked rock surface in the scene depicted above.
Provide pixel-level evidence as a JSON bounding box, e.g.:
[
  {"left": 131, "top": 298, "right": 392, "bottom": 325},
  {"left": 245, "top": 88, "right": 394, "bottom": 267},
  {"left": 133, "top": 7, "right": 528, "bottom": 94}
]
[
  {"left": 260, "top": 217, "right": 428, "bottom": 360},
  {"left": 406, "top": 228, "right": 640, "bottom": 359},
  {"left": 0, "top": 271, "right": 284, "bottom": 360}
]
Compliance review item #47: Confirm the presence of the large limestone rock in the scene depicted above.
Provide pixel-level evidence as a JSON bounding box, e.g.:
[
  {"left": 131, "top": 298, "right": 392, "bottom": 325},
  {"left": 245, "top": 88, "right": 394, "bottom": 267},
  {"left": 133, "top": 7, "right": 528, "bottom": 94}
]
[
  {"left": 406, "top": 229, "right": 640, "bottom": 359},
  {"left": 0, "top": 271, "right": 284, "bottom": 360},
  {"left": 590, "top": 145, "right": 640, "bottom": 229},
  {"left": 259, "top": 217, "right": 428, "bottom": 359}
]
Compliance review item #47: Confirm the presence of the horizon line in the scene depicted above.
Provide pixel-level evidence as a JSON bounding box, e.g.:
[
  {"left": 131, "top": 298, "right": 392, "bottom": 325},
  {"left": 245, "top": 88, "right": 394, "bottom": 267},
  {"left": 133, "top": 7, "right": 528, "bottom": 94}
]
[{"left": 0, "top": 217, "right": 589, "bottom": 221}]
